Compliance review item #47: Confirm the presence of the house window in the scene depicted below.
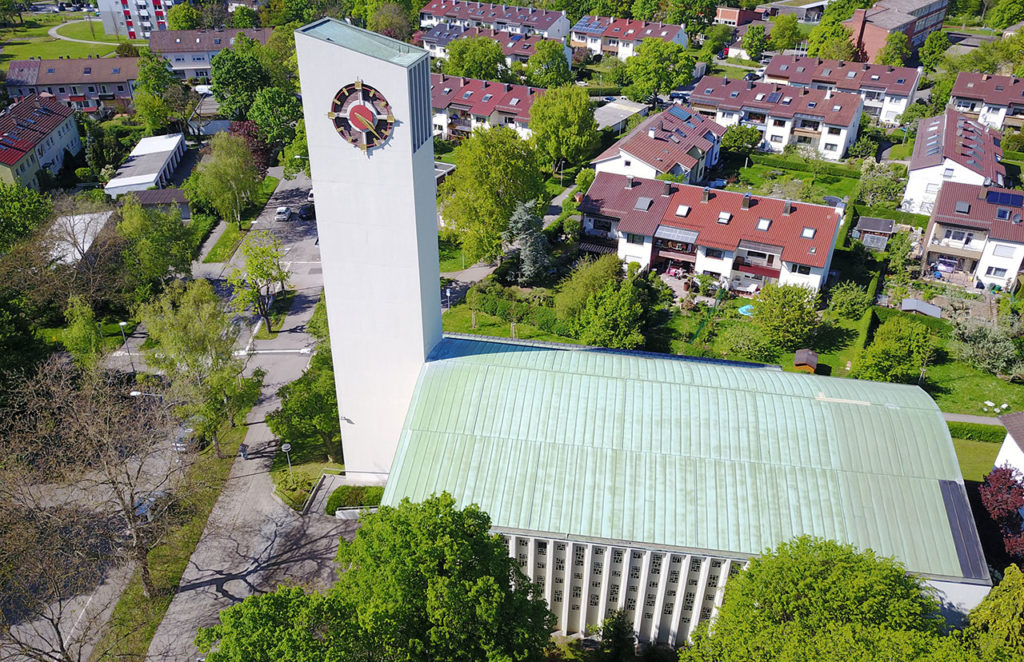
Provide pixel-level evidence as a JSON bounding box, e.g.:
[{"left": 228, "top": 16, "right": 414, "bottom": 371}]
[
  {"left": 756, "top": 218, "right": 771, "bottom": 231},
  {"left": 773, "top": 119, "right": 785, "bottom": 127},
  {"left": 796, "top": 136, "right": 812, "bottom": 144},
  {"left": 943, "top": 168, "right": 954, "bottom": 178},
  {"left": 997, "top": 208, "right": 1011, "bottom": 220},
  {"left": 770, "top": 135, "right": 783, "bottom": 143},
  {"left": 993, "top": 244, "right": 1016, "bottom": 258},
  {"left": 986, "top": 266, "right": 1008, "bottom": 277},
  {"left": 824, "top": 143, "right": 838, "bottom": 151},
  {"left": 827, "top": 127, "right": 841, "bottom": 135},
  {"left": 945, "top": 229, "right": 966, "bottom": 241},
  {"left": 925, "top": 183, "right": 940, "bottom": 194},
  {"left": 118, "top": 85, "right": 125, "bottom": 91},
  {"left": 624, "top": 160, "right": 631, "bottom": 166},
  {"left": 706, "top": 248, "right": 724, "bottom": 259},
  {"left": 801, "top": 227, "right": 815, "bottom": 239},
  {"left": 793, "top": 264, "right": 811, "bottom": 275},
  {"left": 592, "top": 219, "right": 612, "bottom": 232},
  {"left": 626, "top": 233, "right": 645, "bottom": 245}
]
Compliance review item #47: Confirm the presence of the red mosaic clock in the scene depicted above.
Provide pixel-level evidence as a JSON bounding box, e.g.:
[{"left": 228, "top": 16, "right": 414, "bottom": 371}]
[{"left": 328, "top": 81, "right": 395, "bottom": 152}]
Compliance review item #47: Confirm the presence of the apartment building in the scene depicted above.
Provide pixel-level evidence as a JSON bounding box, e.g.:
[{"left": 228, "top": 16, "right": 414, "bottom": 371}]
[
  {"left": 843, "top": 0, "right": 948, "bottom": 63},
  {"left": 430, "top": 73, "right": 542, "bottom": 140},
  {"left": 150, "top": 27, "right": 274, "bottom": 80},
  {"left": 419, "top": 1, "right": 570, "bottom": 39},
  {"left": 763, "top": 55, "right": 922, "bottom": 124},
  {"left": 688, "top": 77, "right": 862, "bottom": 160},
  {"left": 421, "top": 24, "right": 570, "bottom": 69},
  {"left": 922, "top": 182, "right": 1024, "bottom": 290},
  {"left": 569, "top": 16, "right": 687, "bottom": 61},
  {"left": 949, "top": 72, "right": 1024, "bottom": 132},
  {"left": 902, "top": 110, "right": 1005, "bottom": 215},
  {"left": 6, "top": 57, "right": 139, "bottom": 113},
  {"left": 97, "top": 0, "right": 174, "bottom": 40},
  {"left": 578, "top": 172, "right": 843, "bottom": 290},
  {"left": 0, "top": 95, "right": 82, "bottom": 190},
  {"left": 592, "top": 106, "right": 725, "bottom": 184}
]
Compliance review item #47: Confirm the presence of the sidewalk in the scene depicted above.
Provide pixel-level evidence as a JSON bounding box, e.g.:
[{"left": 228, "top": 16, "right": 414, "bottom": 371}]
[{"left": 943, "top": 413, "right": 1005, "bottom": 426}]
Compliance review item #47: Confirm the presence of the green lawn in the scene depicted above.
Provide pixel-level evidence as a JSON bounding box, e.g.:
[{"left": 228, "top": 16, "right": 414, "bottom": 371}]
[
  {"left": 925, "top": 359, "right": 1024, "bottom": 416},
  {"left": 438, "top": 235, "right": 466, "bottom": 273},
  {"left": 254, "top": 289, "right": 296, "bottom": 340},
  {"left": 953, "top": 438, "right": 1001, "bottom": 482},
  {"left": 202, "top": 176, "right": 280, "bottom": 263},
  {"left": 889, "top": 137, "right": 915, "bottom": 160},
  {"left": 724, "top": 56, "right": 758, "bottom": 67},
  {"left": 0, "top": 15, "right": 127, "bottom": 71},
  {"left": 442, "top": 304, "right": 581, "bottom": 345},
  {"left": 725, "top": 164, "right": 860, "bottom": 205},
  {"left": 711, "top": 65, "right": 754, "bottom": 80},
  {"left": 38, "top": 320, "right": 139, "bottom": 353},
  {"left": 55, "top": 19, "right": 148, "bottom": 44}
]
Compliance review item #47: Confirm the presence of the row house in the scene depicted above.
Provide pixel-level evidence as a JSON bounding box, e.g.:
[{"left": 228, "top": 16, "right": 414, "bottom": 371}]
[
  {"left": 421, "top": 24, "right": 570, "bottom": 69},
  {"left": 688, "top": 77, "right": 862, "bottom": 160},
  {"left": 922, "top": 182, "right": 1024, "bottom": 290},
  {"left": 98, "top": 0, "right": 174, "bottom": 40},
  {"left": 578, "top": 172, "right": 842, "bottom": 292},
  {"left": 949, "top": 73, "right": 1024, "bottom": 132},
  {"left": 763, "top": 55, "right": 922, "bottom": 125},
  {"left": 6, "top": 57, "right": 139, "bottom": 113},
  {"left": 0, "top": 95, "right": 82, "bottom": 191},
  {"left": 419, "top": 1, "right": 570, "bottom": 39},
  {"left": 593, "top": 106, "right": 725, "bottom": 185},
  {"left": 843, "top": 0, "right": 948, "bottom": 63},
  {"left": 569, "top": 16, "right": 687, "bottom": 62},
  {"left": 150, "top": 27, "right": 274, "bottom": 80},
  {"left": 901, "top": 109, "right": 1005, "bottom": 215},
  {"left": 430, "top": 73, "right": 543, "bottom": 140}
]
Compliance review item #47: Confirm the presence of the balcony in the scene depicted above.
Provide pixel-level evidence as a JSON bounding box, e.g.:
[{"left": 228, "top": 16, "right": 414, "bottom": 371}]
[
  {"left": 733, "top": 256, "right": 780, "bottom": 279},
  {"left": 930, "top": 237, "right": 985, "bottom": 256},
  {"left": 792, "top": 125, "right": 820, "bottom": 137}
]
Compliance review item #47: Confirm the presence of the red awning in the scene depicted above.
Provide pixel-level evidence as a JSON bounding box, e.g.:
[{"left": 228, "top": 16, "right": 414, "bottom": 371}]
[
  {"left": 83, "top": 106, "right": 99, "bottom": 113},
  {"left": 657, "top": 249, "right": 696, "bottom": 263},
  {"left": 69, "top": 95, "right": 86, "bottom": 102},
  {"left": 735, "top": 263, "right": 780, "bottom": 279}
]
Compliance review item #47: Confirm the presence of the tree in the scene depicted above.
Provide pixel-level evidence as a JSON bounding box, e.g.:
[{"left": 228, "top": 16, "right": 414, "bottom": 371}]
[
  {"left": 573, "top": 274, "right": 646, "bottom": 349},
  {"left": 554, "top": 254, "right": 622, "bottom": 324},
  {"left": 0, "top": 181, "right": 51, "bottom": 253},
  {"left": 115, "top": 41, "right": 140, "bottom": 57},
  {"left": 598, "top": 610, "right": 635, "bottom": 661},
  {"left": 369, "top": 2, "right": 411, "bottom": 40},
  {"left": 717, "top": 323, "right": 780, "bottom": 362},
  {"left": 135, "top": 49, "right": 175, "bottom": 97},
  {"left": 807, "top": 22, "right": 855, "bottom": 59},
  {"left": 919, "top": 31, "right": 950, "bottom": 72},
  {"left": 856, "top": 315, "right": 936, "bottom": 383},
  {"left": 200, "top": 1, "right": 228, "bottom": 29},
  {"left": 858, "top": 159, "right": 905, "bottom": 208},
  {"left": 190, "top": 132, "right": 261, "bottom": 229},
  {"left": 228, "top": 230, "right": 291, "bottom": 330},
  {"left": 631, "top": 0, "right": 659, "bottom": 21},
  {"left": 503, "top": 200, "right": 550, "bottom": 286},
  {"left": 282, "top": 118, "right": 310, "bottom": 180},
  {"left": 899, "top": 101, "right": 932, "bottom": 126},
  {"left": 248, "top": 86, "right": 303, "bottom": 146},
  {"left": 167, "top": 2, "right": 201, "bottom": 29},
  {"left": 116, "top": 195, "right": 193, "bottom": 293},
  {"left": 284, "top": 0, "right": 316, "bottom": 23},
  {"left": 770, "top": 13, "right": 801, "bottom": 52},
  {"left": 752, "top": 284, "right": 819, "bottom": 351},
  {"left": 951, "top": 319, "right": 1023, "bottom": 379},
  {"left": 624, "top": 38, "right": 695, "bottom": 102},
  {"left": 666, "top": 0, "right": 716, "bottom": 37},
  {"left": 438, "top": 127, "right": 545, "bottom": 263},
  {"left": 742, "top": 24, "right": 769, "bottom": 61},
  {"left": 228, "top": 120, "right": 273, "bottom": 177},
  {"left": 721, "top": 124, "right": 762, "bottom": 156},
  {"left": 232, "top": 5, "right": 260, "bottom": 27},
  {"left": 210, "top": 42, "right": 271, "bottom": 120},
  {"left": 529, "top": 85, "right": 598, "bottom": 174},
  {"left": 267, "top": 348, "right": 342, "bottom": 463},
  {"left": 876, "top": 31, "right": 911, "bottom": 66},
  {"left": 61, "top": 295, "right": 103, "bottom": 368},
  {"left": 526, "top": 39, "right": 572, "bottom": 88},
  {"left": 848, "top": 135, "right": 878, "bottom": 158},
  {"left": 827, "top": 281, "right": 872, "bottom": 319},
  {"left": 445, "top": 37, "right": 507, "bottom": 81},
  {"left": 968, "top": 564, "right": 1024, "bottom": 658},
  {"left": 990, "top": 0, "right": 1024, "bottom": 30},
  {"left": 133, "top": 89, "right": 172, "bottom": 135},
  {"left": 699, "top": 24, "right": 734, "bottom": 64}
]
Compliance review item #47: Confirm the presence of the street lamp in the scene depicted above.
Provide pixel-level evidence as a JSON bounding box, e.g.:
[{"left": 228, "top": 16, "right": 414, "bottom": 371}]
[
  {"left": 281, "top": 443, "right": 293, "bottom": 476},
  {"left": 119, "top": 321, "right": 135, "bottom": 372}
]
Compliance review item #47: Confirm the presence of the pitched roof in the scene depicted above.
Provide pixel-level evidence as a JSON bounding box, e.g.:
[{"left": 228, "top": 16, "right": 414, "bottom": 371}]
[
  {"left": 951, "top": 72, "right": 1024, "bottom": 108},
  {"left": 578, "top": 172, "right": 677, "bottom": 235},
  {"left": 130, "top": 188, "right": 188, "bottom": 206},
  {"left": 689, "top": 76, "right": 862, "bottom": 126},
  {"left": 1000, "top": 411, "right": 1022, "bottom": 451},
  {"left": 600, "top": 18, "right": 683, "bottom": 42},
  {"left": 570, "top": 14, "right": 613, "bottom": 35},
  {"left": 420, "top": 1, "right": 565, "bottom": 31},
  {"left": 0, "top": 95, "right": 75, "bottom": 167},
  {"left": 6, "top": 57, "right": 139, "bottom": 87},
  {"left": 384, "top": 335, "right": 987, "bottom": 584},
  {"left": 430, "top": 73, "right": 543, "bottom": 123},
  {"left": 423, "top": 24, "right": 559, "bottom": 59},
  {"left": 594, "top": 105, "right": 724, "bottom": 175},
  {"left": 149, "top": 27, "right": 273, "bottom": 54},
  {"left": 764, "top": 55, "right": 920, "bottom": 97},
  {"left": 910, "top": 109, "right": 1005, "bottom": 185},
  {"left": 931, "top": 183, "right": 1024, "bottom": 244}
]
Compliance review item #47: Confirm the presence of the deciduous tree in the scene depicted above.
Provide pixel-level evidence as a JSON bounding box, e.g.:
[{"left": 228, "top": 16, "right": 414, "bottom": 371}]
[
  {"left": 248, "top": 87, "right": 303, "bottom": 146},
  {"left": 721, "top": 124, "right": 763, "bottom": 156},
  {"left": 445, "top": 36, "right": 507, "bottom": 81},
  {"left": 770, "top": 13, "right": 801, "bottom": 52},
  {"left": 116, "top": 195, "right": 193, "bottom": 292},
  {"left": 61, "top": 295, "right": 104, "bottom": 369},
  {"left": 573, "top": 272, "right": 646, "bottom": 349},
  {"left": 0, "top": 181, "right": 51, "bottom": 253},
  {"left": 231, "top": 5, "right": 260, "bottom": 27},
  {"left": 968, "top": 563, "right": 1024, "bottom": 657},
  {"left": 210, "top": 41, "right": 271, "bottom": 120},
  {"left": 526, "top": 39, "right": 572, "bottom": 88},
  {"left": 369, "top": 2, "right": 411, "bottom": 40},
  {"left": 990, "top": 0, "right": 1024, "bottom": 30},
  {"left": 167, "top": 2, "right": 201, "bottom": 30},
  {"left": 827, "top": 281, "right": 872, "bottom": 319},
  {"left": 752, "top": 283, "right": 820, "bottom": 351},
  {"left": 876, "top": 31, "right": 911, "bottom": 66},
  {"left": 281, "top": 119, "right": 310, "bottom": 180},
  {"left": 855, "top": 315, "right": 936, "bottom": 383},
  {"left": 624, "top": 38, "right": 695, "bottom": 102},
  {"left": 554, "top": 254, "right": 622, "bottom": 323},
  {"left": 190, "top": 132, "right": 261, "bottom": 229},
  {"left": 266, "top": 348, "right": 342, "bottom": 462},
  {"left": 742, "top": 24, "right": 769, "bottom": 60},
  {"left": 807, "top": 21, "right": 855, "bottom": 59},
  {"left": 666, "top": 0, "right": 716, "bottom": 37},
  {"left": 919, "top": 30, "right": 950, "bottom": 72},
  {"left": 529, "top": 84, "right": 598, "bottom": 174},
  {"left": 228, "top": 230, "right": 291, "bottom": 330}
]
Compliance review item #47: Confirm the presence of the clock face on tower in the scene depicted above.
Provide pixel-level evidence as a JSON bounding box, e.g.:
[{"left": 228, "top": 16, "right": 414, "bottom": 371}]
[{"left": 328, "top": 81, "right": 395, "bottom": 152}]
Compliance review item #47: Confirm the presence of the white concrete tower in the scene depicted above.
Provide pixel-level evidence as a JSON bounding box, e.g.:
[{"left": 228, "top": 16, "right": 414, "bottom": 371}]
[{"left": 296, "top": 20, "right": 441, "bottom": 476}]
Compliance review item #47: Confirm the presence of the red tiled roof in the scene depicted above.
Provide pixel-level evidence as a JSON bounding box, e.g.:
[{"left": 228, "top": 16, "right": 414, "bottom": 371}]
[
  {"left": 444, "top": 27, "right": 559, "bottom": 59},
  {"left": 579, "top": 172, "right": 677, "bottom": 235},
  {"left": 931, "top": 182, "right": 1024, "bottom": 244},
  {"left": 430, "top": 73, "right": 543, "bottom": 123},
  {"left": 594, "top": 105, "right": 724, "bottom": 175},
  {"left": 420, "top": 1, "right": 565, "bottom": 31},
  {"left": 689, "top": 76, "right": 862, "bottom": 126},
  {"left": 951, "top": 72, "right": 1024, "bottom": 108},
  {"left": 601, "top": 18, "right": 683, "bottom": 42},
  {"left": 7, "top": 57, "right": 139, "bottom": 87},
  {"left": 149, "top": 27, "right": 273, "bottom": 54},
  {"left": 1000, "top": 411, "right": 1022, "bottom": 451},
  {"left": 0, "top": 94, "right": 75, "bottom": 167},
  {"left": 910, "top": 109, "right": 1004, "bottom": 185},
  {"left": 764, "top": 55, "right": 920, "bottom": 98}
]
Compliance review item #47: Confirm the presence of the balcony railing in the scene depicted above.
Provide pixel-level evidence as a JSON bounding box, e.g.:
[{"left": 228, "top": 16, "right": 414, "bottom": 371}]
[{"left": 931, "top": 237, "right": 985, "bottom": 253}]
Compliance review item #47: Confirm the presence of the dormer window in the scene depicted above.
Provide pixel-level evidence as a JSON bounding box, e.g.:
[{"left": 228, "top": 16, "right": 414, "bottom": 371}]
[
  {"left": 756, "top": 218, "right": 771, "bottom": 231},
  {"left": 718, "top": 211, "right": 731, "bottom": 224}
]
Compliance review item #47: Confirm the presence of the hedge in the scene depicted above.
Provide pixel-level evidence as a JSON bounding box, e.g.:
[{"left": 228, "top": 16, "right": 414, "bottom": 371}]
[
  {"left": 325, "top": 485, "right": 384, "bottom": 516},
  {"left": 873, "top": 305, "right": 952, "bottom": 337},
  {"left": 947, "top": 421, "right": 1007, "bottom": 444},
  {"left": 467, "top": 283, "right": 574, "bottom": 337},
  {"left": 748, "top": 153, "right": 861, "bottom": 179},
  {"left": 586, "top": 86, "right": 623, "bottom": 97},
  {"left": 1002, "top": 149, "right": 1024, "bottom": 163},
  {"left": 851, "top": 307, "right": 877, "bottom": 366},
  {"left": 853, "top": 205, "right": 930, "bottom": 230}
]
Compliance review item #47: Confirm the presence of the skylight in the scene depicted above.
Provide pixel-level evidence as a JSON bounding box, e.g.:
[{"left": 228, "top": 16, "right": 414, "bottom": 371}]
[
  {"left": 801, "top": 227, "right": 816, "bottom": 238},
  {"left": 510, "top": 98, "right": 520, "bottom": 106},
  {"left": 955, "top": 201, "right": 971, "bottom": 214},
  {"left": 463, "top": 91, "right": 473, "bottom": 99},
  {"left": 781, "top": 65, "right": 789, "bottom": 71},
  {"left": 675, "top": 204, "right": 690, "bottom": 217},
  {"left": 832, "top": 104, "right": 841, "bottom": 111},
  {"left": 482, "top": 94, "right": 493, "bottom": 102},
  {"left": 847, "top": 71, "right": 856, "bottom": 78},
  {"left": 718, "top": 211, "right": 731, "bottom": 224},
  {"left": 897, "top": 78, "right": 905, "bottom": 84},
  {"left": 782, "top": 97, "right": 792, "bottom": 105},
  {"left": 756, "top": 218, "right": 771, "bottom": 231},
  {"left": 808, "top": 101, "right": 817, "bottom": 108},
  {"left": 755, "top": 93, "right": 766, "bottom": 101}
]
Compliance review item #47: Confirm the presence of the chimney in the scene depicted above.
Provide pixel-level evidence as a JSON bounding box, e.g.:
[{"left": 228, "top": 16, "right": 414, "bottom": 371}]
[
  {"left": 702, "top": 186, "right": 710, "bottom": 203},
  {"left": 742, "top": 193, "right": 751, "bottom": 210},
  {"left": 825, "top": 89, "right": 831, "bottom": 99},
  {"left": 625, "top": 175, "right": 634, "bottom": 189},
  {"left": 648, "top": 127, "right": 656, "bottom": 139},
  {"left": 783, "top": 200, "right": 793, "bottom": 216},
  {"left": 662, "top": 181, "right": 672, "bottom": 197}
]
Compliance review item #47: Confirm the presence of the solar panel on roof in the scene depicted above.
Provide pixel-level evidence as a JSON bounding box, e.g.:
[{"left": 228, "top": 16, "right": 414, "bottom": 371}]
[
  {"left": 986, "top": 190, "right": 1024, "bottom": 207},
  {"left": 766, "top": 92, "right": 782, "bottom": 103},
  {"left": 667, "top": 106, "right": 691, "bottom": 121}
]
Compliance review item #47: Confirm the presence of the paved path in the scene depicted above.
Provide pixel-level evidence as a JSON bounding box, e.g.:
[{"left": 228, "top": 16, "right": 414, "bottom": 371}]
[
  {"left": 441, "top": 262, "right": 496, "bottom": 309},
  {"left": 542, "top": 185, "right": 573, "bottom": 228},
  {"left": 943, "top": 412, "right": 1006, "bottom": 426},
  {"left": 48, "top": 19, "right": 114, "bottom": 45}
]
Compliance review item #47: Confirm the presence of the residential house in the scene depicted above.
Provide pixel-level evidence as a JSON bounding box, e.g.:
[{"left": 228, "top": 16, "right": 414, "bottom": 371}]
[
  {"left": 714, "top": 7, "right": 765, "bottom": 26},
  {"left": 949, "top": 72, "right": 1024, "bottom": 132},
  {"left": 763, "top": 55, "right": 922, "bottom": 124},
  {"left": 901, "top": 109, "right": 1005, "bottom": 215},
  {"left": 592, "top": 106, "right": 725, "bottom": 184},
  {"left": 922, "top": 182, "right": 1024, "bottom": 290},
  {"left": 419, "top": 1, "right": 570, "bottom": 39},
  {"left": 688, "top": 76, "right": 862, "bottom": 160},
  {"left": 131, "top": 187, "right": 191, "bottom": 220},
  {"left": 421, "top": 24, "right": 570, "bottom": 69},
  {"left": 98, "top": 0, "right": 173, "bottom": 39},
  {"left": 430, "top": 73, "right": 543, "bottom": 140},
  {"left": 569, "top": 16, "right": 687, "bottom": 61},
  {"left": 0, "top": 95, "right": 82, "bottom": 190},
  {"left": 150, "top": 27, "right": 274, "bottom": 80},
  {"left": 6, "top": 57, "right": 139, "bottom": 113},
  {"left": 843, "top": 0, "right": 948, "bottom": 63}
]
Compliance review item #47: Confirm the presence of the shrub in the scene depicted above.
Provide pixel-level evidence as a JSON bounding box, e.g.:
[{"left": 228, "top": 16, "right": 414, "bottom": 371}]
[
  {"left": 855, "top": 315, "right": 936, "bottom": 383},
  {"left": 947, "top": 422, "right": 1007, "bottom": 444},
  {"left": 828, "top": 281, "right": 873, "bottom": 320},
  {"left": 748, "top": 153, "right": 861, "bottom": 178},
  {"left": 74, "top": 167, "right": 95, "bottom": 181},
  {"left": 325, "top": 485, "right": 385, "bottom": 516},
  {"left": 717, "top": 323, "right": 779, "bottom": 363}
]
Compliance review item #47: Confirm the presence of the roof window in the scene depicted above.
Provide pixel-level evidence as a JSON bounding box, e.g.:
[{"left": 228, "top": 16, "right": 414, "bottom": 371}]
[
  {"left": 796, "top": 66, "right": 804, "bottom": 72},
  {"left": 704, "top": 87, "right": 713, "bottom": 94},
  {"left": 780, "top": 65, "right": 789, "bottom": 71},
  {"left": 634, "top": 197, "right": 654, "bottom": 211},
  {"left": 112, "top": 68, "right": 120, "bottom": 74},
  {"left": 782, "top": 96, "right": 792, "bottom": 105},
  {"left": 870, "top": 75, "right": 879, "bottom": 80},
  {"left": 801, "top": 227, "right": 816, "bottom": 238},
  {"left": 463, "top": 91, "right": 473, "bottom": 99},
  {"left": 83, "top": 67, "right": 91, "bottom": 75},
  {"left": 832, "top": 104, "right": 841, "bottom": 111},
  {"left": 823, "top": 68, "right": 832, "bottom": 75},
  {"left": 955, "top": 201, "right": 971, "bottom": 214},
  {"left": 482, "top": 93, "right": 492, "bottom": 102},
  {"left": 47, "top": 67, "right": 55, "bottom": 73},
  {"left": 756, "top": 218, "right": 771, "bottom": 231},
  {"left": 896, "top": 78, "right": 905, "bottom": 84},
  {"left": 755, "top": 93, "right": 766, "bottom": 101},
  {"left": 808, "top": 101, "right": 817, "bottom": 108},
  {"left": 675, "top": 204, "right": 690, "bottom": 217},
  {"left": 997, "top": 208, "right": 1010, "bottom": 220},
  {"left": 730, "top": 91, "right": 739, "bottom": 98},
  {"left": 718, "top": 211, "right": 731, "bottom": 224},
  {"left": 510, "top": 97, "right": 520, "bottom": 106},
  {"left": 847, "top": 71, "right": 856, "bottom": 78}
]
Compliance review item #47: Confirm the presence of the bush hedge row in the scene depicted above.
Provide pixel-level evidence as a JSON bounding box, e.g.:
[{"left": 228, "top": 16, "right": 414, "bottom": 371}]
[
  {"left": 467, "top": 285, "right": 574, "bottom": 337},
  {"left": 873, "top": 305, "right": 952, "bottom": 337},
  {"left": 947, "top": 421, "right": 1007, "bottom": 444},
  {"left": 325, "top": 485, "right": 385, "bottom": 516},
  {"left": 853, "top": 205, "right": 930, "bottom": 230},
  {"left": 1002, "top": 149, "right": 1024, "bottom": 163},
  {"left": 585, "top": 86, "right": 623, "bottom": 97},
  {"left": 748, "top": 153, "right": 861, "bottom": 179}
]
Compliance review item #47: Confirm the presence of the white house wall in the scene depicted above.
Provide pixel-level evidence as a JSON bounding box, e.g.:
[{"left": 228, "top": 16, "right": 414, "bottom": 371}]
[
  {"left": 594, "top": 154, "right": 661, "bottom": 179},
  {"left": 975, "top": 239, "right": 1024, "bottom": 290},
  {"left": 902, "top": 160, "right": 987, "bottom": 215},
  {"left": 617, "top": 232, "right": 653, "bottom": 268}
]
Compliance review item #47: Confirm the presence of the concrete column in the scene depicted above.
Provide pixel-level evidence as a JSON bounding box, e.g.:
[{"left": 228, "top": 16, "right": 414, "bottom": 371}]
[
  {"left": 633, "top": 550, "right": 652, "bottom": 634},
  {"left": 685, "top": 556, "right": 713, "bottom": 642},
  {"left": 596, "top": 545, "right": 612, "bottom": 624},
  {"left": 544, "top": 539, "right": 554, "bottom": 605},
  {"left": 710, "top": 560, "right": 731, "bottom": 621},
  {"left": 527, "top": 536, "right": 537, "bottom": 583},
  {"left": 667, "top": 554, "right": 690, "bottom": 647},
  {"left": 580, "top": 543, "right": 594, "bottom": 634},
  {"left": 560, "top": 542, "right": 573, "bottom": 634},
  {"left": 651, "top": 553, "right": 670, "bottom": 643}
]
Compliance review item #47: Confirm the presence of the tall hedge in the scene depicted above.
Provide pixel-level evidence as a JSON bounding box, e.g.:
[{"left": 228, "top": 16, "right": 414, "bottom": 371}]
[
  {"left": 947, "top": 422, "right": 1007, "bottom": 444},
  {"left": 748, "top": 153, "right": 861, "bottom": 178}
]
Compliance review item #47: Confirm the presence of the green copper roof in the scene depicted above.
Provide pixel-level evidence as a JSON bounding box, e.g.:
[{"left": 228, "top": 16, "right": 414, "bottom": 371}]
[
  {"left": 384, "top": 336, "right": 982, "bottom": 582},
  {"left": 297, "top": 18, "right": 427, "bottom": 67}
]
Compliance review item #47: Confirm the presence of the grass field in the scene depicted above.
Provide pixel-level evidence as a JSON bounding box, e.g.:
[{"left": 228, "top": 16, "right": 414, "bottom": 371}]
[
  {"left": 38, "top": 320, "right": 138, "bottom": 353},
  {"left": 202, "top": 176, "right": 280, "bottom": 263},
  {"left": 725, "top": 164, "right": 860, "bottom": 205},
  {"left": 254, "top": 289, "right": 296, "bottom": 340},
  {"left": 953, "top": 438, "right": 1000, "bottom": 482},
  {"left": 55, "top": 18, "right": 147, "bottom": 45},
  {"left": 438, "top": 235, "right": 467, "bottom": 273},
  {"left": 889, "top": 137, "right": 915, "bottom": 160},
  {"left": 711, "top": 64, "right": 754, "bottom": 80},
  {"left": 442, "top": 305, "right": 581, "bottom": 345},
  {"left": 925, "top": 359, "right": 1024, "bottom": 416},
  {"left": 0, "top": 15, "right": 119, "bottom": 71}
]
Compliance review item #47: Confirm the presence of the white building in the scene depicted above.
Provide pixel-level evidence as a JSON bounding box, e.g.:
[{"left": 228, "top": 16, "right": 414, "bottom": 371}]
[
  {"left": 104, "top": 133, "right": 186, "bottom": 198},
  {"left": 421, "top": 24, "right": 571, "bottom": 70},
  {"left": 949, "top": 72, "right": 1024, "bottom": 132},
  {"left": 430, "top": 73, "right": 542, "bottom": 140},
  {"left": 902, "top": 110, "right": 1005, "bottom": 215},
  {"left": 994, "top": 412, "right": 1024, "bottom": 479},
  {"left": 149, "top": 27, "right": 274, "bottom": 80},
  {"left": 97, "top": 0, "right": 173, "bottom": 40},
  {"left": 419, "top": 1, "right": 570, "bottom": 39},
  {"left": 569, "top": 16, "right": 687, "bottom": 62},
  {"left": 0, "top": 94, "right": 82, "bottom": 191}
]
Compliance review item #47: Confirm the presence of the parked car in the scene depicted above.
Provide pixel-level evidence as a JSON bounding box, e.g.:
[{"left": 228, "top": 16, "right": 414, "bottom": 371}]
[
  {"left": 708, "top": 179, "right": 728, "bottom": 189},
  {"left": 743, "top": 72, "right": 760, "bottom": 82},
  {"left": 299, "top": 204, "right": 315, "bottom": 220},
  {"left": 603, "top": 96, "right": 616, "bottom": 103},
  {"left": 274, "top": 206, "right": 291, "bottom": 221},
  {"left": 755, "top": 67, "right": 766, "bottom": 77}
]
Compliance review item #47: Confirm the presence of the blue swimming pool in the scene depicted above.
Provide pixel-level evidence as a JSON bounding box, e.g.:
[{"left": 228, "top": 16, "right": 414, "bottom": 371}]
[{"left": 738, "top": 304, "right": 754, "bottom": 316}]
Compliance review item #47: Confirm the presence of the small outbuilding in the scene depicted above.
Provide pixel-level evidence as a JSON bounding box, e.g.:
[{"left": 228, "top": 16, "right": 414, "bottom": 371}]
[
  {"left": 593, "top": 98, "right": 648, "bottom": 133},
  {"left": 131, "top": 188, "right": 191, "bottom": 221},
  {"left": 793, "top": 349, "right": 818, "bottom": 373},
  {"left": 901, "top": 298, "right": 942, "bottom": 318},
  {"left": 853, "top": 216, "right": 895, "bottom": 251},
  {"left": 104, "top": 134, "right": 186, "bottom": 199}
]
